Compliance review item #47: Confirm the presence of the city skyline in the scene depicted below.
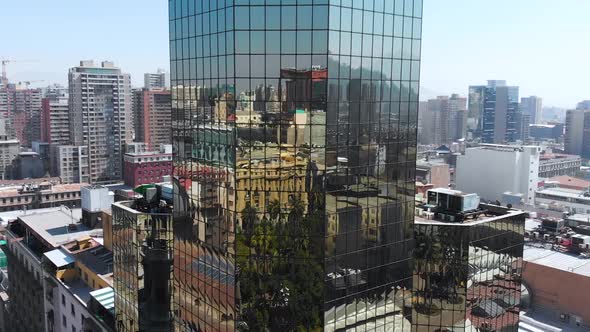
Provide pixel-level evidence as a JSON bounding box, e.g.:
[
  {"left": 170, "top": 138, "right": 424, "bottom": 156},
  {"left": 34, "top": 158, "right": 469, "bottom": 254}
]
[
  {"left": 2, "top": 0, "right": 590, "bottom": 108},
  {"left": 0, "top": 1, "right": 587, "bottom": 332}
]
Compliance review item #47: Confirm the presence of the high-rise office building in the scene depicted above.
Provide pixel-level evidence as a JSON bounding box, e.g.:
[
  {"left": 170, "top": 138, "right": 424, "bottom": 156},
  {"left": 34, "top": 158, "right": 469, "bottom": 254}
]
[
  {"left": 144, "top": 69, "right": 169, "bottom": 89},
  {"left": 467, "top": 85, "right": 485, "bottom": 137},
  {"left": 133, "top": 88, "right": 171, "bottom": 148},
  {"left": 472, "top": 80, "right": 519, "bottom": 144},
  {"left": 520, "top": 96, "right": 542, "bottom": 124},
  {"left": 565, "top": 109, "right": 586, "bottom": 156},
  {"left": 170, "top": 1, "right": 422, "bottom": 331},
  {"left": 516, "top": 112, "right": 530, "bottom": 142},
  {"left": 69, "top": 60, "right": 132, "bottom": 183}
]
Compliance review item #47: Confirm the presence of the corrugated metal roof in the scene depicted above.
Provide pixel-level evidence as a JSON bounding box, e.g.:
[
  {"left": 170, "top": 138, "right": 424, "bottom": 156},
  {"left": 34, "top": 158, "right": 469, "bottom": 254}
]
[
  {"left": 524, "top": 245, "right": 590, "bottom": 277},
  {"left": 90, "top": 287, "right": 114, "bottom": 312}
]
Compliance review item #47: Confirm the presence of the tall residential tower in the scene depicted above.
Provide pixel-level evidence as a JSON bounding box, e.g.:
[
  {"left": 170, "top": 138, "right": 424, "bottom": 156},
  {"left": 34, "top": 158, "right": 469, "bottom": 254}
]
[
  {"left": 169, "top": 0, "right": 423, "bottom": 331},
  {"left": 69, "top": 60, "right": 132, "bottom": 183}
]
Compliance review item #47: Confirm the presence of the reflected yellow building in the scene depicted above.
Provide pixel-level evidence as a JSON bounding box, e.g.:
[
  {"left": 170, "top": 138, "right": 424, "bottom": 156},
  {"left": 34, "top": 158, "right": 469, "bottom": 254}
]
[{"left": 236, "top": 149, "right": 311, "bottom": 220}]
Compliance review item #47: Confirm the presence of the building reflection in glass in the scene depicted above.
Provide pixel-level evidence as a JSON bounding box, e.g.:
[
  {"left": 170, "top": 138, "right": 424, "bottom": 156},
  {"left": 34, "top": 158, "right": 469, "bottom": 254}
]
[
  {"left": 413, "top": 198, "right": 525, "bottom": 332},
  {"left": 170, "top": 0, "right": 422, "bottom": 330}
]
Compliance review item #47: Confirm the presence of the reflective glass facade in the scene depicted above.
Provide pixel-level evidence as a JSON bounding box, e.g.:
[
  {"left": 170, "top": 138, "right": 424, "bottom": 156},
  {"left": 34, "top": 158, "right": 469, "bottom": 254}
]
[
  {"left": 113, "top": 201, "right": 174, "bottom": 332},
  {"left": 170, "top": 0, "right": 422, "bottom": 330},
  {"left": 413, "top": 211, "right": 525, "bottom": 332}
]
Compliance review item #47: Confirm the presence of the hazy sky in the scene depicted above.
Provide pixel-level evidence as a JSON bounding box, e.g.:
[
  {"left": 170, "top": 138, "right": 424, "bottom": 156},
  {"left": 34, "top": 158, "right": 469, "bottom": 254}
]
[{"left": 3, "top": 0, "right": 589, "bottom": 108}]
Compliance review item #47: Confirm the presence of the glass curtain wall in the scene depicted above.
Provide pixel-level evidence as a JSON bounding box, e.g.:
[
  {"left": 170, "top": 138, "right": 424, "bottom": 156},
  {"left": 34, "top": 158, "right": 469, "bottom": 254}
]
[{"left": 170, "top": 0, "right": 422, "bottom": 331}]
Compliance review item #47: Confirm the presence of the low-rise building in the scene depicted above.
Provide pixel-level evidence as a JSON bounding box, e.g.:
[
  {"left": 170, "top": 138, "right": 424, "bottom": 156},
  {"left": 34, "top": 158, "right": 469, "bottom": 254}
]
[
  {"left": 0, "top": 182, "right": 85, "bottom": 212},
  {"left": 413, "top": 189, "right": 526, "bottom": 332},
  {"left": 5, "top": 151, "right": 45, "bottom": 180},
  {"left": 523, "top": 245, "right": 590, "bottom": 330},
  {"left": 123, "top": 144, "right": 172, "bottom": 188},
  {"left": 544, "top": 175, "right": 590, "bottom": 191},
  {"left": 535, "top": 187, "right": 590, "bottom": 214},
  {"left": 2, "top": 207, "right": 113, "bottom": 331},
  {"left": 416, "top": 159, "right": 450, "bottom": 188},
  {"left": 538, "top": 153, "right": 581, "bottom": 178}
]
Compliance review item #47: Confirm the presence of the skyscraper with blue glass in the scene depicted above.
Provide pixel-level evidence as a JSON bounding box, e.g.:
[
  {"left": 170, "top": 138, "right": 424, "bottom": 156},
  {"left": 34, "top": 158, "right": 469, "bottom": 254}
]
[
  {"left": 469, "top": 80, "right": 519, "bottom": 144},
  {"left": 170, "top": 0, "right": 422, "bottom": 330}
]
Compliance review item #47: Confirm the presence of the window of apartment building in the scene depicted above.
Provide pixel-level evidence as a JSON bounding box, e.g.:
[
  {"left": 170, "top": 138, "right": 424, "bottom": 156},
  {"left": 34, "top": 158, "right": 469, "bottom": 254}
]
[
  {"left": 72, "top": 326, "right": 76, "bottom": 332},
  {"left": 62, "top": 315, "right": 67, "bottom": 327},
  {"left": 71, "top": 303, "right": 75, "bottom": 316},
  {"left": 81, "top": 314, "right": 85, "bottom": 325},
  {"left": 62, "top": 294, "right": 65, "bottom": 306}
]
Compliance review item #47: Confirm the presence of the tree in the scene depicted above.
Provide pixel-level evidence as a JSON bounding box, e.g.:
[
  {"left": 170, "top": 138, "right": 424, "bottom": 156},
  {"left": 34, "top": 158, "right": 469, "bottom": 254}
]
[
  {"left": 268, "top": 199, "right": 281, "bottom": 222},
  {"left": 241, "top": 203, "right": 259, "bottom": 236}
]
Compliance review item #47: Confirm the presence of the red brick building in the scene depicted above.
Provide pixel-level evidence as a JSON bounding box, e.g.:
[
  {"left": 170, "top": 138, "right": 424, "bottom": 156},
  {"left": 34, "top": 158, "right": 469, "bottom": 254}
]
[
  {"left": 123, "top": 143, "right": 172, "bottom": 187},
  {"left": 523, "top": 246, "right": 590, "bottom": 329}
]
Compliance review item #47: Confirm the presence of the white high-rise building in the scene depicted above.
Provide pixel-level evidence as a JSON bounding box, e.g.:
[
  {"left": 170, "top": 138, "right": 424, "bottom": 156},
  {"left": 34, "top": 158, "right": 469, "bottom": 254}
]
[
  {"left": 455, "top": 144, "right": 541, "bottom": 205},
  {"left": 69, "top": 60, "right": 132, "bottom": 183},
  {"left": 144, "top": 69, "right": 169, "bottom": 89}
]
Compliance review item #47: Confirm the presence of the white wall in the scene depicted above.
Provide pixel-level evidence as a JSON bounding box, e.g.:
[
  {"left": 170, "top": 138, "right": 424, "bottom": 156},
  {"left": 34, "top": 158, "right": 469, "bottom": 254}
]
[{"left": 455, "top": 145, "right": 540, "bottom": 204}]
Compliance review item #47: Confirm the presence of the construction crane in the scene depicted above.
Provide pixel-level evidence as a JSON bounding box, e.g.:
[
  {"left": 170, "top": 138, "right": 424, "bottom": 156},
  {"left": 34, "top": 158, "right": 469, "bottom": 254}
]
[{"left": 1, "top": 58, "right": 39, "bottom": 88}]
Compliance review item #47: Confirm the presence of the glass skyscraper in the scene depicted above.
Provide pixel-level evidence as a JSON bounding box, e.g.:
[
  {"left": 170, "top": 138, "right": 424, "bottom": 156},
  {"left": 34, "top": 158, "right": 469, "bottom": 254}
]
[
  {"left": 469, "top": 80, "right": 519, "bottom": 144},
  {"left": 170, "top": 0, "right": 422, "bottom": 330}
]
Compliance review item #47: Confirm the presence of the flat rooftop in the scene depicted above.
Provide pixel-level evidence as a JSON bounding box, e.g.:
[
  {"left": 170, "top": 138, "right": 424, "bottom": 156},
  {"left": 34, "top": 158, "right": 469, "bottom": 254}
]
[
  {"left": 0, "top": 177, "right": 62, "bottom": 188},
  {"left": 0, "top": 206, "right": 73, "bottom": 225},
  {"left": 545, "top": 176, "right": 590, "bottom": 188},
  {"left": 566, "top": 214, "right": 590, "bottom": 224},
  {"left": 536, "top": 187, "right": 590, "bottom": 200},
  {"left": 18, "top": 208, "right": 97, "bottom": 248},
  {"left": 524, "top": 244, "right": 590, "bottom": 277},
  {"left": 539, "top": 153, "right": 581, "bottom": 162},
  {"left": 415, "top": 206, "right": 526, "bottom": 227},
  {"left": 0, "top": 183, "right": 85, "bottom": 198},
  {"left": 66, "top": 277, "right": 93, "bottom": 304},
  {"left": 74, "top": 245, "right": 113, "bottom": 276},
  {"left": 416, "top": 159, "right": 449, "bottom": 168}
]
